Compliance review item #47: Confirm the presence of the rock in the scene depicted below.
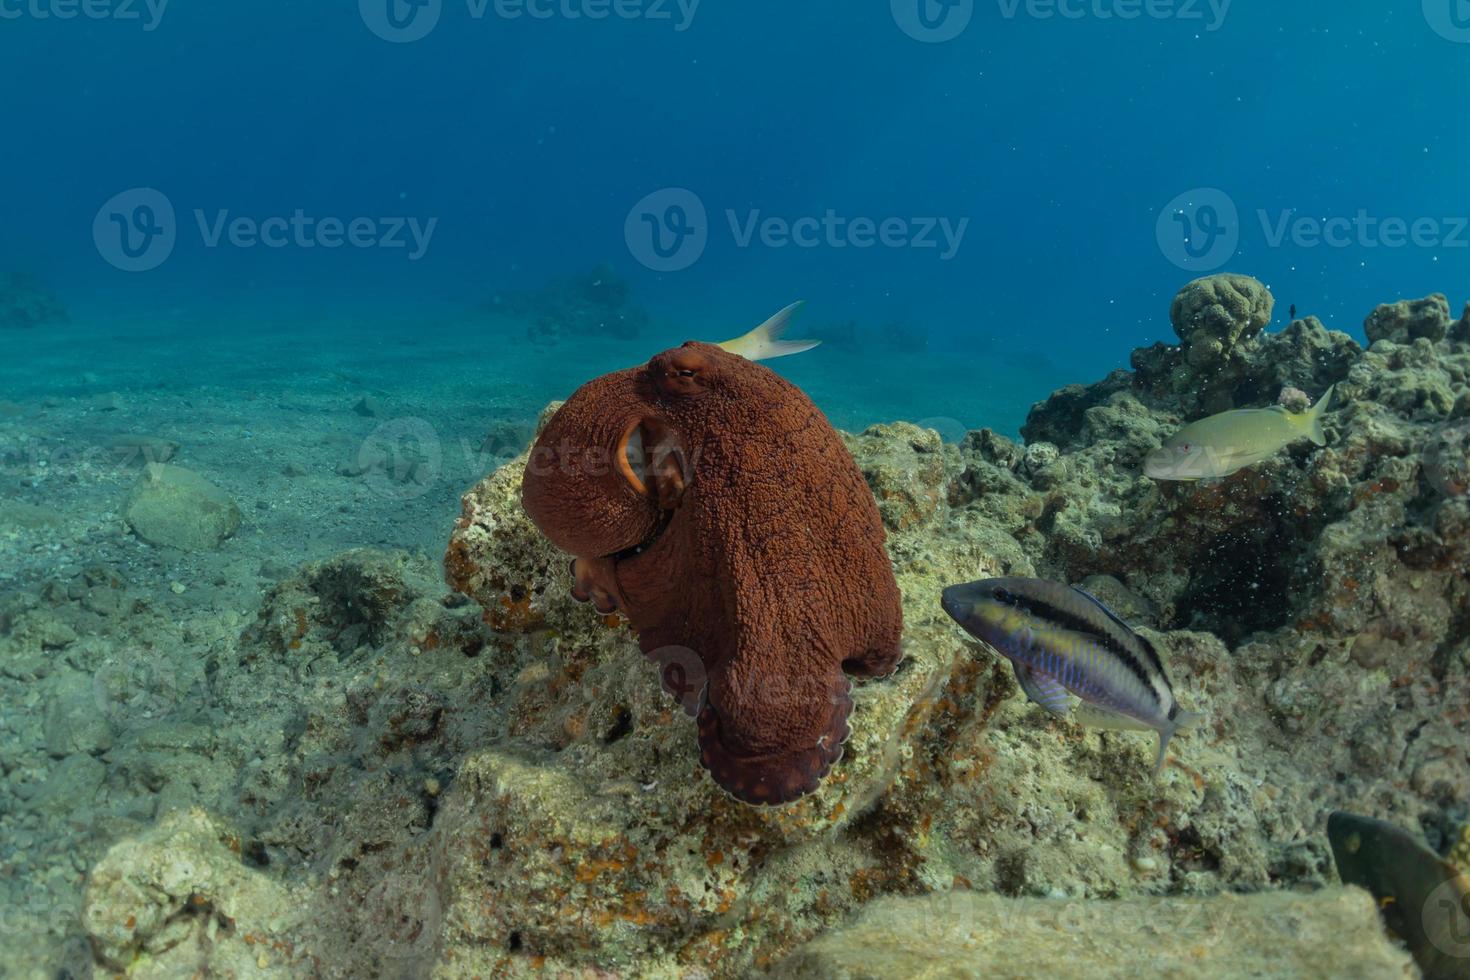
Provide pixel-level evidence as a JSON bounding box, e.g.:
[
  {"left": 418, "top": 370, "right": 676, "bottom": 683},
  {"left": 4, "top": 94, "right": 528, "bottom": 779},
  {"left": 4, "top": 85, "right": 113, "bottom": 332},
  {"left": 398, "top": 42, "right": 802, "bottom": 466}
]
[
  {"left": 0, "top": 271, "right": 67, "bottom": 329},
  {"left": 1365, "top": 293, "right": 1453, "bottom": 345},
  {"left": 771, "top": 888, "right": 1414, "bottom": 979},
  {"left": 1169, "top": 273, "right": 1274, "bottom": 356},
  {"left": 43, "top": 671, "right": 114, "bottom": 757},
  {"left": 123, "top": 464, "right": 241, "bottom": 551},
  {"left": 82, "top": 809, "right": 310, "bottom": 975},
  {"left": 846, "top": 421, "right": 950, "bottom": 532},
  {"left": 1424, "top": 420, "right": 1470, "bottom": 498},
  {"left": 31, "top": 754, "right": 107, "bottom": 816}
]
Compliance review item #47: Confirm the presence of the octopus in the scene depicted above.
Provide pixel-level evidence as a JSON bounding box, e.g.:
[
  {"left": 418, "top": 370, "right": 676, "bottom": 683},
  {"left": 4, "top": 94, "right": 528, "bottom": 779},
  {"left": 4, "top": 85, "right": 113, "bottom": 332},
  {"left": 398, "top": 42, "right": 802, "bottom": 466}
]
[{"left": 520, "top": 341, "right": 904, "bottom": 805}]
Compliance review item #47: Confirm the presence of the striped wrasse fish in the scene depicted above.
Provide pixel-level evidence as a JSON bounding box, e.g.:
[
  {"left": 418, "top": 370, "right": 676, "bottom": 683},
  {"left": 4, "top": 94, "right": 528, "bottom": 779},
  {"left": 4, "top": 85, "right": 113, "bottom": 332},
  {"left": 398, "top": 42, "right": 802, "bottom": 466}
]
[{"left": 940, "top": 576, "right": 1200, "bottom": 773}]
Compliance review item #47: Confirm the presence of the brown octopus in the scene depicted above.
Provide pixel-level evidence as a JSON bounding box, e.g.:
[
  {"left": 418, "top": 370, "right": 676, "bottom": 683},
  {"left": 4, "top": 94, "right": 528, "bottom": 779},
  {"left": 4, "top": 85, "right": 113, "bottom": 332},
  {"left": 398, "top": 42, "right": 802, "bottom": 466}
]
[{"left": 520, "top": 341, "right": 903, "bottom": 805}]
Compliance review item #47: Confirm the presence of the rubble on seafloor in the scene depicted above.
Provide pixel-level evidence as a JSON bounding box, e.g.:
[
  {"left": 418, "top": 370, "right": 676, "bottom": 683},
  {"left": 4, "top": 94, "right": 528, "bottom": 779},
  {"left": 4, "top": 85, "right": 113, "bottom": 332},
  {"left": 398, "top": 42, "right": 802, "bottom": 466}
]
[{"left": 8, "top": 275, "right": 1466, "bottom": 976}]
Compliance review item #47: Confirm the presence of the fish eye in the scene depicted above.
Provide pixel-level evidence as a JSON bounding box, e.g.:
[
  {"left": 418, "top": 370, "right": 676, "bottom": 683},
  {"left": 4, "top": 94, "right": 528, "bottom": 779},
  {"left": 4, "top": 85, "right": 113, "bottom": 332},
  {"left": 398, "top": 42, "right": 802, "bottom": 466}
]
[
  {"left": 1178, "top": 443, "right": 1191, "bottom": 454},
  {"left": 992, "top": 587, "right": 1010, "bottom": 603}
]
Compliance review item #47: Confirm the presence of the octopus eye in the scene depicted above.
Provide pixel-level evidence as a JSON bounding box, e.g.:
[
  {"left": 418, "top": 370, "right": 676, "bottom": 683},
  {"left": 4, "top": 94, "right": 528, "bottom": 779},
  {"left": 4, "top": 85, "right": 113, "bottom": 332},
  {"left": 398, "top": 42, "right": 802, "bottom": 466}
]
[{"left": 652, "top": 347, "right": 712, "bottom": 396}]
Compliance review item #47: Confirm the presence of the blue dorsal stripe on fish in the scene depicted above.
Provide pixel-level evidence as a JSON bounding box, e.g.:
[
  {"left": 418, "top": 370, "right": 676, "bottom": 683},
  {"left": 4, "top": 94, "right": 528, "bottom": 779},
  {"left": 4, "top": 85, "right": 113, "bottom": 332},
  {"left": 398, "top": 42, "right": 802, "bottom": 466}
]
[
  {"left": 1070, "top": 586, "right": 1168, "bottom": 679},
  {"left": 1000, "top": 589, "right": 1162, "bottom": 708}
]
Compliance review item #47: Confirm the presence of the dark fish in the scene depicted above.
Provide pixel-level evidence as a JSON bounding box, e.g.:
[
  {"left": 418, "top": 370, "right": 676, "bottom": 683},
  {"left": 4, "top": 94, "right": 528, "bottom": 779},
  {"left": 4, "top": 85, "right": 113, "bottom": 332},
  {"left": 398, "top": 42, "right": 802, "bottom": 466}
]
[
  {"left": 940, "top": 576, "right": 1199, "bottom": 773},
  {"left": 1327, "top": 811, "right": 1470, "bottom": 980}
]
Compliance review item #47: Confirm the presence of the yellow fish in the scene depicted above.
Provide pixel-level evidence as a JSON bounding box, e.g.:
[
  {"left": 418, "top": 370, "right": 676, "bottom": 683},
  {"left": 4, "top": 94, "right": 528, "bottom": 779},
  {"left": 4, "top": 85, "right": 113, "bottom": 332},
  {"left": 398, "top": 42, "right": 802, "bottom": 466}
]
[
  {"left": 715, "top": 302, "right": 820, "bottom": 361},
  {"left": 1144, "top": 385, "right": 1336, "bottom": 481}
]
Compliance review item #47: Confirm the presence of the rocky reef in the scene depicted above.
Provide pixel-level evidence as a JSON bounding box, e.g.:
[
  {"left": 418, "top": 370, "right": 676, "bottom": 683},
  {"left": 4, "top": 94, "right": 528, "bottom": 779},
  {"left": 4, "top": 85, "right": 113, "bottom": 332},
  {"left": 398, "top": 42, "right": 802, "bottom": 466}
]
[
  {"left": 488, "top": 262, "right": 651, "bottom": 345},
  {"left": 9, "top": 276, "right": 1467, "bottom": 976},
  {"left": 0, "top": 271, "right": 67, "bottom": 329}
]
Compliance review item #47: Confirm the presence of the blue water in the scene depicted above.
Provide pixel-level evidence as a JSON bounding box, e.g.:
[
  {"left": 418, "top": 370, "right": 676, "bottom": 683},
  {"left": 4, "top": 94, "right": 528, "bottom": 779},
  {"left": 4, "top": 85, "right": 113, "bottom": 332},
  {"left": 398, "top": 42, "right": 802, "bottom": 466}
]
[{"left": 4, "top": 2, "right": 1469, "bottom": 429}]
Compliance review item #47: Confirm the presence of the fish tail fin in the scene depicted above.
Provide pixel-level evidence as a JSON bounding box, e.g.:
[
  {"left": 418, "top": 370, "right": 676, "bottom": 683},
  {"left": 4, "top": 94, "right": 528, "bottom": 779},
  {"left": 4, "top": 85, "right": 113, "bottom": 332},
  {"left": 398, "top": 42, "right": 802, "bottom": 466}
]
[
  {"left": 1152, "top": 709, "right": 1202, "bottom": 775},
  {"left": 1305, "top": 383, "right": 1336, "bottom": 447},
  {"left": 718, "top": 301, "right": 819, "bottom": 361}
]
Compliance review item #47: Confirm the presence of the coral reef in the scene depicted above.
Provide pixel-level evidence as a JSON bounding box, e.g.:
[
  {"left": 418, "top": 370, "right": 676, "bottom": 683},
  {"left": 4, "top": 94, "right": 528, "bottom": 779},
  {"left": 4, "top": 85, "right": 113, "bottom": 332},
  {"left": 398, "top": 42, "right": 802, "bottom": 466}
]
[
  {"left": 489, "top": 262, "right": 651, "bottom": 344},
  {"left": 24, "top": 275, "right": 1466, "bottom": 976},
  {"left": 0, "top": 271, "right": 67, "bottom": 329}
]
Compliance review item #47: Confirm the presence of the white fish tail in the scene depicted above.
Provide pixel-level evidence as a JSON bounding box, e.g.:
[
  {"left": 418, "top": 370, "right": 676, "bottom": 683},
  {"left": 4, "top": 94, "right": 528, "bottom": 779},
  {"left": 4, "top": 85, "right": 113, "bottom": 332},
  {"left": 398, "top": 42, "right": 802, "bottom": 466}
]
[
  {"left": 1305, "top": 383, "right": 1336, "bottom": 447},
  {"left": 1152, "top": 709, "right": 1202, "bottom": 775},
  {"left": 719, "top": 301, "right": 819, "bottom": 361}
]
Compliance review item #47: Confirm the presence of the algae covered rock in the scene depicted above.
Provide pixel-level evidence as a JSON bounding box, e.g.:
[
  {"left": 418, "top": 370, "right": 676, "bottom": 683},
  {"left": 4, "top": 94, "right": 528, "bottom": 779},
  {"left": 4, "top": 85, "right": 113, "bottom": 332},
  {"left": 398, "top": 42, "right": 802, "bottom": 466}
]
[
  {"left": 771, "top": 888, "right": 1414, "bottom": 979},
  {"left": 83, "top": 808, "right": 311, "bottom": 975},
  {"left": 1365, "top": 293, "right": 1454, "bottom": 344},
  {"left": 1169, "top": 273, "right": 1274, "bottom": 362},
  {"left": 124, "top": 463, "right": 242, "bottom": 550}
]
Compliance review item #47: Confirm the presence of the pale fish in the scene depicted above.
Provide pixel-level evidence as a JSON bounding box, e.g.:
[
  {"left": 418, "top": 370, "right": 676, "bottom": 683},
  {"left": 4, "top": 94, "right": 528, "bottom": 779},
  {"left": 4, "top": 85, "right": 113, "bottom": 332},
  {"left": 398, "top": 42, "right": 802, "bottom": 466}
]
[
  {"left": 715, "top": 302, "right": 820, "bottom": 361},
  {"left": 940, "top": 576, "right": 1200, "bottom": 773},
  {"left": 1144, "top": 385, "right": 1336, "bottom": 481}
]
